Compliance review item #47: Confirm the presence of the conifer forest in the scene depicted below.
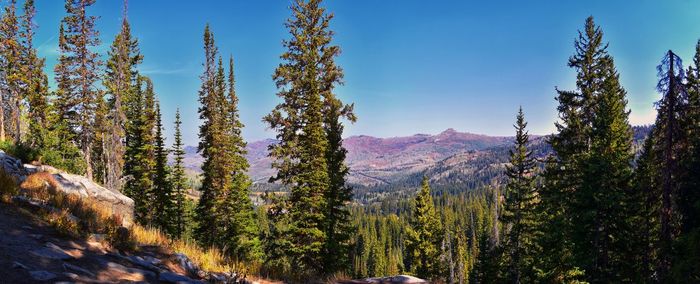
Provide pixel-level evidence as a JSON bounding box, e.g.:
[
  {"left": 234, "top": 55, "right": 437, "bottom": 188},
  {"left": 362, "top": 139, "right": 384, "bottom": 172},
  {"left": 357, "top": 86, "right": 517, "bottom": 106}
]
[{"left": 0, "top": 0, "right": 699, "bottom": 283}]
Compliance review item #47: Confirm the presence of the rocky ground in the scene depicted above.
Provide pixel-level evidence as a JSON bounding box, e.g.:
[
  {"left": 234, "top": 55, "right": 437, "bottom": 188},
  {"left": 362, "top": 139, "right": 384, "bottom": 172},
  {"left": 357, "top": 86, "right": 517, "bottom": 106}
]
[{"left": 0, "top": 203, "right": 200, "bottom": 283}]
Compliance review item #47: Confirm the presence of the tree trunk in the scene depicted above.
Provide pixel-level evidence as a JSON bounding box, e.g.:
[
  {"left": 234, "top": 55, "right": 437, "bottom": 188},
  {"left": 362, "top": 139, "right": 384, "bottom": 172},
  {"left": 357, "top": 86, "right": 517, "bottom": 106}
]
[{"left": 0, "top": 89, "right": 5, "bottom": 141}]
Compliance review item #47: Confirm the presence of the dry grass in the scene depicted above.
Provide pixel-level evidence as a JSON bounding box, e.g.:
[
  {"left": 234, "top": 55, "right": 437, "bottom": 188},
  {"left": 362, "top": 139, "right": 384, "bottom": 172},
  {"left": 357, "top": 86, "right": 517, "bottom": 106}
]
[
  {"left": 20, "top": 171, "right": 60, "bottom": 193},
  {"left": 46, "top": 208, "right": 80, "bottom": 237},
  {"left": 130, "top": 224, "right": 234, "bottom": 273},
  {"left": 12, "top": 171, "right": 243, "bottom": 277},
  {"left": 0, "top": 169, "right": 18, "bottom": 200},
  {"left": 20, "top": 173, "right": 115, "bottom": 237}
]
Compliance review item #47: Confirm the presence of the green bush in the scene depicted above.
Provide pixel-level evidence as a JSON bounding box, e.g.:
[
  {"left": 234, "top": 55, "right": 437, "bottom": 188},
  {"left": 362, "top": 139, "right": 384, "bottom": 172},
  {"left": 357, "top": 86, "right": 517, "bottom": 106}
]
[{"left": 0, "top": 141, "right": 39, "bottom": 164}]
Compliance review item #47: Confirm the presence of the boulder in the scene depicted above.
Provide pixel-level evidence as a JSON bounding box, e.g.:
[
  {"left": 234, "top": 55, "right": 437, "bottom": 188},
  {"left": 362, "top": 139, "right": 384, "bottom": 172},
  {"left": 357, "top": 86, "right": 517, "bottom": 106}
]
[
  {"left": 159, "top": 271, "right": 200, "bottom": 283},
  {"left": 0, "top": 150, "right": 134, "bottom": 226},
  {"left": 29, "top": 270, "right": 57, "bottom": 281},
  {"left": 174, "top": 253, "right": 201, "bottom": 277},
  {"left": 0, "top": 150, "right": 26, "bottom": 182},
  {"left": 30, "top": 242, "right": 74, "bottom": 260},
  {"left": 52, "top": 172, "right": 134, "bottom": 225}
]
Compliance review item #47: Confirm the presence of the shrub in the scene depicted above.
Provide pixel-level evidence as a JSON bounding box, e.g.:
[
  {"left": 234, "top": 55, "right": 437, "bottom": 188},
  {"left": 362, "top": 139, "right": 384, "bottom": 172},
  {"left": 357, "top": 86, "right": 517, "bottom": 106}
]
[
  {"left": 0, "top": 141, "right": 39, "bottom": 164},
  {"left": 47, "top": 209, "right": 80, "bottom": 237},
  {"left": 0, "top": 168, "right": 18, "bottom": 200}
]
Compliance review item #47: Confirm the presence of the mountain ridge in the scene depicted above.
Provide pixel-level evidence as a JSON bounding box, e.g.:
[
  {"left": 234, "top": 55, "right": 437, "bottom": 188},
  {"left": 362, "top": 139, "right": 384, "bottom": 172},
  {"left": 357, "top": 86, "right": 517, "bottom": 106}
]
[{"left": 177, "top": 128, "right": 526, "bottom": 185}]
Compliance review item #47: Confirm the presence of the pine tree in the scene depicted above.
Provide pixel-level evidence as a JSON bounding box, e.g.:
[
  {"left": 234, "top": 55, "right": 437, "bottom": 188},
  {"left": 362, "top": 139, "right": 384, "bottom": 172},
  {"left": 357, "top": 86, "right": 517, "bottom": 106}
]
[
  {"left": 0, "top": 0, "right": 22, "bottom": 143},
  {"left": 537, "top": 17, "right": 628, "bottom": 282},
  {"left": 263, "top": 0, "right": 353, "bottom": 276},
  {"left": 194, "top": 25, "right": 220, "bottom": 247},
  {"left": 20, "top": 0, "right": 51, "bottom": 151},
  {"left": 583, "top": 51, "right": 635, "bottom": 282},
  {"left": 672, "top": 40, "right": 700, "bottom": 281},
  {"left": 653, "top": 50, "right": 687, "bottom": 281},
  {"left": 218, "top": 55, "right": 260, "bottom": 262},
  {"left": 104, "top": 2, "right": 142, "bottom": 192},
  {"left": 194, "top": 27, "right": 259, "bottom": 261},
  {"left": 171, "top": 108, "right": 187, "bottom": 239},
  {"left": 152, "top": 102, "right": 174, "bottom": 235},
  {"left": 54, "top": 0, "right": 102, "bottom": 179},
  {"left": 500, "top": 107, "right": 538, "bottom": 283},
  {"left": 405, "top": 177, "right": 444, "bottom": 280},
  {"left": 322, "top": 96, "right": 355, "bottom": 274},
  {"left": 123, "top": 76, "right": 156, "bottom": 224},
  {"left": 630, "top": 133, "right": 660, "bottom": 282}
]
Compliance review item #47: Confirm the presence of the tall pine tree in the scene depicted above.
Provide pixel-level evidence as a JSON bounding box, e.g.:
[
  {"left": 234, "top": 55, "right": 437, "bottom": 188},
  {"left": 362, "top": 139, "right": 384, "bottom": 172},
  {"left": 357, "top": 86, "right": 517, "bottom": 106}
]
[
  {"left": 171, "top": 108, "right": 187, "bottom": 239},
  {"left": 500, "top": 107, "right": 538, "bottom": 283},
  {"left": 152, "top": 102, "right": 174, "bottom": 235},
  {"left": 0, "top": 0, "right": 21, "bottom": 143},
  {"left": 104, "top": 2, "right": 142, "bottom": 192},
  {"left": 54, "top": 0, "right": 102, "bottom": 179},
  {"left": 653, "top": 50, "right": 688, "bottom": 282},
  {"left": 263, "top": 0, "right": 354, "bottom": 276},
  {"left": 218, "top": 55, "right": 260, "bottom": 262},
  {"left": 123, "top": 76, "right": 156, "bottom": 224}
]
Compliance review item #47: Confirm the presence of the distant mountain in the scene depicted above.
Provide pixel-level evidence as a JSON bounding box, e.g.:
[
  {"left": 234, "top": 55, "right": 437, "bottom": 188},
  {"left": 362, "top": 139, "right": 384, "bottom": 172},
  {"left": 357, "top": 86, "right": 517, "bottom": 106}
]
[
  {"left": 179, "top": 128, "right": 514, "bottom": 184},
  {"left": 177, "top": 126, "right": 652, "bottom": 201}
]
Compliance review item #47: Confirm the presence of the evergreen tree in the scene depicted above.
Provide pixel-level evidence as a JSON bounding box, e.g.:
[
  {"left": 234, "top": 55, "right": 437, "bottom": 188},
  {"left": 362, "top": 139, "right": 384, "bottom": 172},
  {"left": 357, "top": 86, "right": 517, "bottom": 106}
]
[
  {"left": 0, "top": 0, "right": 21, "bottom": 143},
  {"left": 672, "top": 40, "right": 700, "bottom": 281},
  {"left": 263, "top": 0, "right": 348, "bottom": 276},
  {"left": 20, "top": 0, "right": 51, "bottom": 152},
  {"left": 322, "top": 96, "right": 356, "bottom": 274},
  {"left": 581, "top": 50, "right": 635, "bottom": 282},
  {"left": 52, "top": 23, "right": 84, "bottom": 173},
  {"left": 194, "top": 27, "right": 259, "bottom": 262},
  {"left": 218, "top": 55, "right": 260, "bottom": 263},
  {"left": 171, "top": 108, "right": 188, "bottom": 239},
  {"left": 152, "top": 102, "right": 174, "bottom": 235},
  {"left": 630, "top": 132, "right": 660, "bottom": 282},
  {"left": 405, "top": 177, "right": 444, "bottom": 280},
  {"left": 194, "top": 25, "right": 220, "bottom": 246},
  {"left": 54, "top": 0, "right": 102, "bottom": 179},
  {"left": 104, "top": 3, "right": 142, "bottom": 192},
  {"left": 500, "top": 107, "right": 538, "bottom": 283},
  {"left": 123, "top": 76, "right": 156, "bottom": 224},
  {"left": 653, "top": 50, "right": 687, "bottom": 281}
]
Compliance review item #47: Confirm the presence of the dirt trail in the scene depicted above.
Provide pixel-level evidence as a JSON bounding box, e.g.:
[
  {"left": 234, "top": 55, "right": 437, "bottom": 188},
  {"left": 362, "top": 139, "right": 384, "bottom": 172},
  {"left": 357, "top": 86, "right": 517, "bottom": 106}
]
[{"left": 0, "top": 203, "right": 184, "bottom": 283}]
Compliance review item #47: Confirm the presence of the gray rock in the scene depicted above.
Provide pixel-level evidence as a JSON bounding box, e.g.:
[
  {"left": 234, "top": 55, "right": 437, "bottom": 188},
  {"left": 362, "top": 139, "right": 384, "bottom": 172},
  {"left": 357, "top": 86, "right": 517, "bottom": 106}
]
[
  {"left": 105, "top": 261, "right": 156, "bottom": 278},
  {"left": 28, "top": 233, "right": 42, "bottom": 240},
  {"left": 63, "top": 263, "right": 95, "bottom": 277},
  {"left": 53, "top": 172, "right": 134, "bottom": 226},
  {"left": 0, "top": 151, "right": 26, "bottom": 179},
  {"left": 29, "top": 270, "right": 57, "bottom": 281},
  {"left": 12, "top": 261, "right": 29, "bottom": 270},
  {"left": 174, "top": 253, "right": 200, "bottom": 276},
  {"left": 21, "top": 225, "right": 32, "bottom": 230},
  {"left": 159, "top": 271, "right": 199, "bottom": 283},
  {"left": 30, "top": 244, "right": 74, "bottom": 260}
]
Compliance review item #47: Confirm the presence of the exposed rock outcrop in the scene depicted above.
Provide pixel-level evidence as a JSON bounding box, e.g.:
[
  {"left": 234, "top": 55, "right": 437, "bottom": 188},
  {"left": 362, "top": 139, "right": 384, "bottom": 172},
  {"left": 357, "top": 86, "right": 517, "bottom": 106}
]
[{"left": 0, "top": 151, "right": 134, "bottom": 225}]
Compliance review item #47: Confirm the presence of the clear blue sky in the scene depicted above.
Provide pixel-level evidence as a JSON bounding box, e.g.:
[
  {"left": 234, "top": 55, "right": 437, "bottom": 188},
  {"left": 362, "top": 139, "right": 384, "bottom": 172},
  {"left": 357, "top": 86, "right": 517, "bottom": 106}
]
[{"left": 23, "top": 0, "right": 700, "bottom": 146}]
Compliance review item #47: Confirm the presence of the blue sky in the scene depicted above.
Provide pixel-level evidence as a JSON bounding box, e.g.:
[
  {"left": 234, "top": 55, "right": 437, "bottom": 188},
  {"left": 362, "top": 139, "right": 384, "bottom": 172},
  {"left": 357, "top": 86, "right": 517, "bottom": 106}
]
[{"left": 23, "top": 0, "right": 700, "bottom": 146}]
